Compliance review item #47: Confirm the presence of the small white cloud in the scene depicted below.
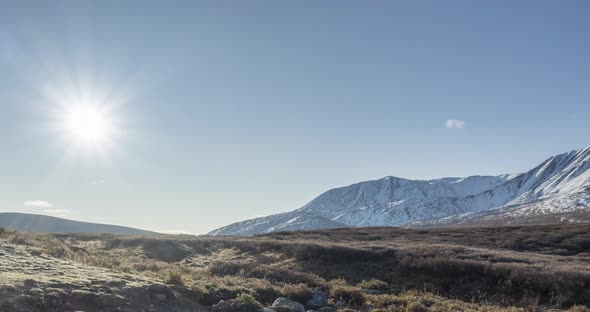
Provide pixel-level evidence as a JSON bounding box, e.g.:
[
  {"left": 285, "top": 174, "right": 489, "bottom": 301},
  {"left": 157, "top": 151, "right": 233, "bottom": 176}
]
[
  {"left": 445, "top": 119, "right": 465, "bottom": 129},
  {"left": 42, "top": 209, "right": 71, "bottom": 215},
  {"left": 91, "top": 178, "right": 106, "bottom": 185},
  {"left": 24, "top": 200, "right": 54, "bottom": 208}
]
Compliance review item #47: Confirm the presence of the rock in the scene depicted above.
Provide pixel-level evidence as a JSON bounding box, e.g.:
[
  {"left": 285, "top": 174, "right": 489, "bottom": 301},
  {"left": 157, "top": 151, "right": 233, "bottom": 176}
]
[
  {"left": 271, "top": 297, "right": 305, "bottom": 312},
  {"left": 94, "top": 293, "right": 125, "bottom": 307},
  {"left": 71, "top": 289, "right": 97, "bottom": 302},
  {"left": 26, "top": 287, "right": 44, "bottom": 298},
  {"left": 22, "top": 279, "right": 37, "bottom": 288},
  {"left": 44, "top": 292, "right": 63, "bottom": 307},
  {"left": 305, "top": 291, "right": 328, "bottom": 309},
  {"left": 212, "top": 299, "right": 234, "bottom": 312},
  {"left": 147, "top": 284, "right": 176, "bottom": 303},
  {"left": 317, "top": 307, "right": 336, "bottom": 312},
  {"left": 231, "top": 300, "right": 242, "bottom": 310},
  {"left": 107, "top": 280, "right": 128, "bottom": 288},
  {"left": 115, "top": 306, "right": 143, "bottom": 312},
  {"left": 11, "top": 294, "right": 44, "bottom": 312},
  {"left": 262, "top": 308, "right": 276, "bottom": 312},
  {"left": 95, "top": 285, "right": 114, "bottom": 294}
]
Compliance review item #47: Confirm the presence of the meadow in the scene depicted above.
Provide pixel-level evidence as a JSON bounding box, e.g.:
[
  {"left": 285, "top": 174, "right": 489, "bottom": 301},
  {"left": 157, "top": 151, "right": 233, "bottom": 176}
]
[{"left": 1, "top": 224, "right": 589, "bottom": 311}]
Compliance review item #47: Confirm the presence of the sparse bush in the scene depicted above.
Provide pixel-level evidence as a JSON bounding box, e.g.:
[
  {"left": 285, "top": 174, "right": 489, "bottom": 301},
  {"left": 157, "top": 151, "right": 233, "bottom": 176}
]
[
  {"left": 358, "top": 279, "right": 389, "bottom": 291},
  {"left": 235, "top": 293, "right": 263, "bottom": 312},
  {"left": 165, "top": 268, "right": 185, "bottom": 286},
  {"left": 250, "top": 265, "right": 323, "bottom": 285},
  {"left": 280, "top": 283, "right": 313, "bottom": 303},
  {"left": 209, "top": 261, "right": 254, "bottom": 276},
  {"left": 251, "top": 285, "right": 280, "bottom": 305},
  {"left": 406, "top": 301, "right": 428, "bottom": 312},
  {"left": 330, "top": 279, "right": 366, "bottom": 308},
  {"left": 236, "top": 293, "right": 259, "bottom": 305}
]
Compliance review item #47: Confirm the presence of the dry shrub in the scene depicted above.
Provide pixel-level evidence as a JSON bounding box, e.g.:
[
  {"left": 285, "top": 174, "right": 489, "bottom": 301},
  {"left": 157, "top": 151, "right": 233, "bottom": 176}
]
[
  {"left": 236, "top": 293, "right": 259, "bottom": 305},
  {"left": 406, "top": 301, "right": 428, "bottom": 312},
  {"left": 358, "top": 279, "right": 389, "bottom": 291},
  {"left": 330, "top": 279, "right": 366, "bottom": 308},
  {"left": 192, "top": 275, "right": 279, "bottom": 306},
  {"left": 280, "top": 283, "right": 313, "bottom": 303},
  {"left": 165, "top": 268, "right": 186, "bottom": 286},
  {"left": 250, "top": 265, "right": 323, "bottom": 285},
  {"left": 369, "top": 291, "right": 524, "bottom": 312},
  {"left": 234, "top": 293, "right": 263, "bottom": 312},
  {"left": 209, "top": 261, "right": 254, "bottom": 276}
]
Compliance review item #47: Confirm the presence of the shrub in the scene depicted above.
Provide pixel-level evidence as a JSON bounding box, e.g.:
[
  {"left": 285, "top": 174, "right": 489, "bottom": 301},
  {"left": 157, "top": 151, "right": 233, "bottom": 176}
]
[
  {"left": 165, "top": 269, "right": 185, "bottom": 286},
  {"left": 236, "top": 293, "right": 259, "bottom": 305},
  {"left": 358, "top": 279, "right": 389, "bottom": 291},
  {"left": 406, "top": 301, "right": 428, "bottom": 312},
  {"left": 209, "top": 261, "right": 253, "bottom": 276},
  {"left": 330, "top": 279, "right": 366, "bottom": 308},
  {"left": 280, "top": 283, "right": 313, "bottom": 303},
  {"left": 250, "top": 265, "right": 323, "bottom": 285},
  {"left": 236, "top": 293, "right": 263, "bottom": 312}
]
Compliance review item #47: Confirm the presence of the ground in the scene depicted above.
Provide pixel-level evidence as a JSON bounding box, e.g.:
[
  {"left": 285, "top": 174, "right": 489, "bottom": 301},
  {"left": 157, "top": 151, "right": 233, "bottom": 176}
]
[{"left": 0, "top": 224, "right": 589, "bottom": 312}]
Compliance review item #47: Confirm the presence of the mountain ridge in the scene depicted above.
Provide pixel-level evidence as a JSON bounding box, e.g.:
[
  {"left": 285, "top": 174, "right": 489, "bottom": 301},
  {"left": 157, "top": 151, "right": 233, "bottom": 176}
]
[{"left": 209, "top": 146, "right": 590, "bottom": 236}]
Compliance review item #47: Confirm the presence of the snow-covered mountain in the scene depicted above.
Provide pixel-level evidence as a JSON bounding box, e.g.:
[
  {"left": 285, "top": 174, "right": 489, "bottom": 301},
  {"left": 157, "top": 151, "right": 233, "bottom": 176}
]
[{"left": 208, "top": 147, "right": 590, "bottom": 236}]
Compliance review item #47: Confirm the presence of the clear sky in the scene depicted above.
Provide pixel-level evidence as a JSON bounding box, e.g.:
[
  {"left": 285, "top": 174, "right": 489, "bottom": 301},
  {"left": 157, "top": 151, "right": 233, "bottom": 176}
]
[{"left": 0, "top": 1, "right": 589, "bottom": 234}]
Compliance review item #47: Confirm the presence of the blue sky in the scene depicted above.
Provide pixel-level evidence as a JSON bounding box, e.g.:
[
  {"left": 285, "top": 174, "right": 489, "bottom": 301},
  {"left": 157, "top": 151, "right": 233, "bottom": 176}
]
[{"left": 0, "top": 1, "right": 589, "bottom": 233}]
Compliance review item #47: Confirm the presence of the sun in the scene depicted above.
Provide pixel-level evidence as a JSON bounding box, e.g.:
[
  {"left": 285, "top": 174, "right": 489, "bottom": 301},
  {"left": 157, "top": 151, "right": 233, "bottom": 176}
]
[
  {"left": 40, "top": 66, "right": 128, "bottom": 160},
  {"left": 59, "top": 104, "right": 117, "bottom": 151},
  {"left": 64, "top": 106, "right": 111, "bottom": 143}
]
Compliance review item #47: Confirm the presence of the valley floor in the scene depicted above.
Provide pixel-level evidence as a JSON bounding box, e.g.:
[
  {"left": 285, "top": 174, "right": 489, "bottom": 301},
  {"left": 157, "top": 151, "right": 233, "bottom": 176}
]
[{"left": 0, "top": 224, "right": 589, "bottom": 312}]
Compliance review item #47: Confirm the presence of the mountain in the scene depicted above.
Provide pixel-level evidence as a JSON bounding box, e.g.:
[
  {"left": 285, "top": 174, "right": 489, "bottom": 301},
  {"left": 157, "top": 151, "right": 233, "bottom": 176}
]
[
  {"left": 209, "top": 146, "right": 590, "bottom": 236},
  {"left": 0, "top": 212, "right": 154, "bottom": 234}
]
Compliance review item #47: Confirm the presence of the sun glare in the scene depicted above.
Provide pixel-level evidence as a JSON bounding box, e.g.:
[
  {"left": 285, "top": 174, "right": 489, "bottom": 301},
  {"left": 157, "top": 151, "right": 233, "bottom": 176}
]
[
  {"left": 39, "top": 63, "right": 131, "bottom": 159},
  {"left": 56, "top": 102, "right": 120, "bottom": 157},
  {"left": 65, "top": 106, "right": 111, "bottom": 144}
]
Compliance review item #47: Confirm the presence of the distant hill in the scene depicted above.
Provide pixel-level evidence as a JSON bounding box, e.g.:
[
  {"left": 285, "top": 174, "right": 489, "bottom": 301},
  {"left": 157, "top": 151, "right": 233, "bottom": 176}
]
[{"left": 0, "top": 212, "right": 154, "bottom": 234}]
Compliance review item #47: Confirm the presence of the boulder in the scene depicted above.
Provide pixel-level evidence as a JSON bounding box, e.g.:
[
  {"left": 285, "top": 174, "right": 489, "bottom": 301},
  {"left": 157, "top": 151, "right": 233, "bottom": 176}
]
[
  {"left": 71, "top": 289, "right": 97, "bottom": 302},
  {"left": 212, "top": 299, "right": 234, "bottom": 312},
  {"left": 3, "top": 294, "right": 43, "bottom": 312},
  {"left": 270, "top": 297, "right": 305, "bottom": 312},
  {"left": 116, "top": 307, "right": 142, "bottom": 312},
  {"left": 44, "top": 291, "right": 63, "bottom": 308},
  {"left": 231, "top": 300, "right": 242, "bottom": 310},
  {"left": 305, "top": 291, "right": 328, "bottom": 309},
  {"left": 147, "top": 284, "right": 176, "bottom": 303},
  {"left": 94, "top": 293, "right": 125, "bottom": 307},
  {"left": 23, "top": 279, "right": 38, "bottom": 288}
]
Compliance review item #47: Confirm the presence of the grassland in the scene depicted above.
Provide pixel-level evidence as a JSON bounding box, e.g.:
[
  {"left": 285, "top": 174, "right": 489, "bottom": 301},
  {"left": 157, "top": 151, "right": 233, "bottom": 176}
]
[{"left": 1, "top": 224, "right": 589, "bottom": 311}]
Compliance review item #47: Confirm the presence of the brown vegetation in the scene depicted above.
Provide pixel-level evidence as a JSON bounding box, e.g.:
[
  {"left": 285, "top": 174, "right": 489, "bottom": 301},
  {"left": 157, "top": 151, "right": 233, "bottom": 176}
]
[{"left": 1, "top": 223, "right": 589, "bottom": 311}]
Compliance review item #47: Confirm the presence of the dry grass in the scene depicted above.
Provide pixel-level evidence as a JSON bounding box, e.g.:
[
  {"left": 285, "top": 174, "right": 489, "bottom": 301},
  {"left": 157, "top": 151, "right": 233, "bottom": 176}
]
[{"left": 1, "top": 224, "right": 589, "bottom": 310}]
